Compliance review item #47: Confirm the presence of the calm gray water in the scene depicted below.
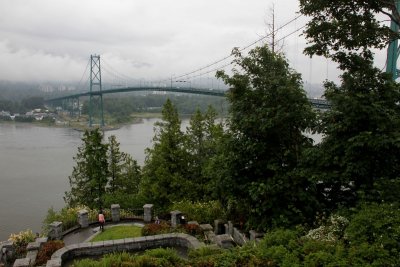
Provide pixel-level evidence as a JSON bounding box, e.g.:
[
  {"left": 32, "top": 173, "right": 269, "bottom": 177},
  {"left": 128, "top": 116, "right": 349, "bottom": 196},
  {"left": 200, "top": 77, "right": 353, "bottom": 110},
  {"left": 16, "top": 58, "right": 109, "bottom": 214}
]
[
  {"left": 0, "top": 119, "right": 320, "bottom": 241},
  {"left": 0, "top": 119, "right": 163, "bottom": 241}
]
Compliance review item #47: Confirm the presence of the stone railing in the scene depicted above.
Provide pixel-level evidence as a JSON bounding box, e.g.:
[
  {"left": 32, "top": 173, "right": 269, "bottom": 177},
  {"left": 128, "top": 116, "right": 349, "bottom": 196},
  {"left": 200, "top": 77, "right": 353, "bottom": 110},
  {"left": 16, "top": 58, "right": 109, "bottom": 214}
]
[
  {"left": 46, "top": 233, "right": 204, "bottom": 267},
  {"left": 10, "top": 237, "right": 48, "bottom": 267},
  {"left": 2, "top": 204, "right": 266, "bottom": 267},
  {"left": 48, "top": 204, "right": 154, "bottom": 240}
]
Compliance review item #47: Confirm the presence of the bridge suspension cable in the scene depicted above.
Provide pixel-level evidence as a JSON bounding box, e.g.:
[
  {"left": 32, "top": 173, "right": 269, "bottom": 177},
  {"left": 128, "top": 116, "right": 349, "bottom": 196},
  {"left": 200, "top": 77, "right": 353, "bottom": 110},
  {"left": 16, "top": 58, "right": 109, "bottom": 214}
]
[
  {"left": 76, "top": 59, "right": 91, "bottom": 91},
  {"left": 92, "top": 13, "right": 305, "bottom": 89},
  {"left": 163, "top": 19, "right": 307, "bottom": 88},
  {"left": 158, "top": 14, "right": 304, "bottom": 83}
]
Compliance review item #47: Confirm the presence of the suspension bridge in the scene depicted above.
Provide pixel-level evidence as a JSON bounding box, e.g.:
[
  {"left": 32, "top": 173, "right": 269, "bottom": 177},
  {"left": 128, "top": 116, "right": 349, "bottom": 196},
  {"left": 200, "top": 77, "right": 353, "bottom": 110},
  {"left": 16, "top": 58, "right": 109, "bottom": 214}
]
[
  {"left": 46, "top": 54, "right": 331, "bottom": 127},
  {"left": 45, "top": 5, "right": 400, "bottom": 127}
]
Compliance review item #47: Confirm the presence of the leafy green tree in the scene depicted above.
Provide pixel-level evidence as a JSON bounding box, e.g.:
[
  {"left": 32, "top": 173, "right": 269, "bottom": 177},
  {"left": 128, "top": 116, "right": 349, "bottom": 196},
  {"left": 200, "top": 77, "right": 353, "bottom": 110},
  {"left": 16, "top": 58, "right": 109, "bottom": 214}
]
[
  {"left": 299, "top": 0, "right": 400, "bottom": 209},
  {"left": 140, "top": 99, "right": 188, "bottom": 210},
  {"left": 64, "top": 128, "right": 109, "bottom": 209},
  {"left": 214, "top": 45, "right": 316, "bottom": 229},
  {"left": 305, "top": 64, "right": 400, "bottom": 209},
  {"left": 299, "top": 0, "right": 399, "bottom": 70}
]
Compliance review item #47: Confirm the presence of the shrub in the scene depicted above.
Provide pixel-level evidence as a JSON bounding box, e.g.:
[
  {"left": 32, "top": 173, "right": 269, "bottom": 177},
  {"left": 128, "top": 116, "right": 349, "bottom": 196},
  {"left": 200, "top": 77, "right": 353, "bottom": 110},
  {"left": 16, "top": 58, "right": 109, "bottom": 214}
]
[
  {"left": 144, "top": 248, "right": 184, "bottom": 265},
  {"left": 259, "top": 228, "right": 301, "bottom": 249},
  {"left": 35, "top": 240, "right": 64, "bottom": 265},
  {"left": 8, "top": 229, "right": 36, "bottom": 257},
  {"left": 43, "top": 206, "right": 112, "bottom": 233},
  {"left": 305, "top": 214, "right": 349, "bottom": 242},
  {"left": 141, "top": 222, "right": 171, "bottom": 236},
  {"left": 344, "top": 202, "right": 400, "bottom": 265},
  {"left": 345, "top": 203, "right": 400, "bottom": 249},
  {"left": 73, "top": 249, "right": 184, "bottom": 267},
  {"left": 43, "top": 206, "right": 85, "bottom": 232},
  {"left": 170, "top": 200, "right": 225, "bottom": 224},
  {"left": 188, "top": 246, "right": 223, "bottom": 259},
  {"left": 181, "top": 223, "right": 203, "bottom": 236}
]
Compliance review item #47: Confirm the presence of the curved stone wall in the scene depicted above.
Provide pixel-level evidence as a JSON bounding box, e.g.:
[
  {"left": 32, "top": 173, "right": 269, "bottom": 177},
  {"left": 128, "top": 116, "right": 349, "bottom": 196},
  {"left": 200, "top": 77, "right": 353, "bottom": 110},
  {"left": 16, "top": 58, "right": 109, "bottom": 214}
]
[{"left": 46, "top": 233, "right": 204, "bottom": 267}]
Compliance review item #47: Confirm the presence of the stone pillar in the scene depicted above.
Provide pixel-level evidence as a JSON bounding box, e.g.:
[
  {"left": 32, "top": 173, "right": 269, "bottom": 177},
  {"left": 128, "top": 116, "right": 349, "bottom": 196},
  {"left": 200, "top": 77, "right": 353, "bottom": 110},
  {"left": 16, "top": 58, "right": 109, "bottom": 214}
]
[
  {"left": 78, "top": 209, "right": 89, "bottom": 228},
  {"left": 143, "top": 204, "right": 154, "bottom": 223},
  {"left": 111, "top": 204, "right": 120, "bottom": 222},
  {"left": 214, "top": 219, "right": 225, "bottom": 235},
  {"left": 48, "top": 221, "right": 63, "bottom": 240},
  {"left": 0, "top": 241, "right": 14, "bottom": 263},
  {"left": 228, "top": 221, "right": 234, "bottom": 236},
  {"left": 249, "top": 230, "right": 264, "bottom": 241},
  {"left": 170, "top": 210, "right": 182, "bottom": 228}
]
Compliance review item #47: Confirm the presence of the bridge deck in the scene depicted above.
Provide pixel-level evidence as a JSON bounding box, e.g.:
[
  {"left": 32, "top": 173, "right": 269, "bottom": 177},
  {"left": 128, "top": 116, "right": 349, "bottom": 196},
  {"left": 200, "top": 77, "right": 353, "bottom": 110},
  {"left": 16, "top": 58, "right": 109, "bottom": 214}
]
[{"left": 45, "top": 86, "right": 330, "bottom": 109}]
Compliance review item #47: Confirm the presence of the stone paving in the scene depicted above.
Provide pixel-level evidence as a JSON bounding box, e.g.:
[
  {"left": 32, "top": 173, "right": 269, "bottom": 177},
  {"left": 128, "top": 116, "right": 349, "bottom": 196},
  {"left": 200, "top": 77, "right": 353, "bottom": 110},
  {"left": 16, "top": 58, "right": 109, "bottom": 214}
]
[{"left": 62, "top": 222, "right": 144, "bottom": 246}]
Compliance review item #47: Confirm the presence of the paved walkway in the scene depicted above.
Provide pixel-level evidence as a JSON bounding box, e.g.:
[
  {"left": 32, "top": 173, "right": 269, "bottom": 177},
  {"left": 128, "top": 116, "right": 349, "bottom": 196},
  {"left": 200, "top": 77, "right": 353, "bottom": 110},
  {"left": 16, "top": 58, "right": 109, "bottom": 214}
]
[{"left": 62, "top": 222, "right": 144, "bottom": 246}]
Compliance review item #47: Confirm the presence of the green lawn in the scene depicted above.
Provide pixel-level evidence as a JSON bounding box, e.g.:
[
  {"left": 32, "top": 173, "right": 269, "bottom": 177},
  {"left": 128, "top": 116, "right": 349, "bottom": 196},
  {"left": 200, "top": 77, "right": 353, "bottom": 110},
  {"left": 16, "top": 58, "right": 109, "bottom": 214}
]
[{"left": 90, "top": 225, "right": 142, "bottom": 242}]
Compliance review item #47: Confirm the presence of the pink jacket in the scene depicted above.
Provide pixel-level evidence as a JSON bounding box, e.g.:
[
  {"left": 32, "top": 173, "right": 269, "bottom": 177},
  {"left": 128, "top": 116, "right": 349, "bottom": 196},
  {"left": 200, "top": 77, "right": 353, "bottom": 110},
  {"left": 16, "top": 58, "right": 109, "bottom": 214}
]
[{"left": 98, "top": 213, "right": 105, "bottom": 223}]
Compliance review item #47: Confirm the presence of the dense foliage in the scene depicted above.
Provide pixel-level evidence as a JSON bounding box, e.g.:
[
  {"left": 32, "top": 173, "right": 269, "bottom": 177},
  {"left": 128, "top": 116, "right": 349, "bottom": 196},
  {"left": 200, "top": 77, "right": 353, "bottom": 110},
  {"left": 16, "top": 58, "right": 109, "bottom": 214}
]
[
  {"left": 140, "top": 101, "right": 223, "bottom": 210},
  {"left": 299, "top": 0, "right": 400, "bottom": 211},
  {"left": 214, "top": 46, "right": 316, "bottom": 229},
  {"left": 139, "top": 99, "right": 188, "bottom": 210},
  {"left": 73, "top": 249, "right": 184, "bottom": 267},
  {"left": 305, "top": 63, "right": 400, "bottom": 209},
  {"left": 64, "top": 128, "right": 142, "bottom": 210},
  {"left": 299, "top": 0, "right": 400, "bottom": 70},
  {"left": 71, "top": 203, "right": 400, "bottom": 266},
  {"left": 58, "top": 2, "right": 400, "bottom": 265},
  {"left": 64, "top": 128, "right": 109, "bottom": 209},
  {"left": 170, "top": 200, "right": 225, "bottom": 224}
]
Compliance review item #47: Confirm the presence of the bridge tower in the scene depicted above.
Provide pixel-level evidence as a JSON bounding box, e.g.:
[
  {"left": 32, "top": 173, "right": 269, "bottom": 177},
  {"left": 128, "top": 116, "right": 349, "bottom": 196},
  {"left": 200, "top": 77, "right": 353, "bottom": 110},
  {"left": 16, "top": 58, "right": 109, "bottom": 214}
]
[
  {"left": 89, "top": 55, "right": 104, "bottom": 127},
  {"left": 386, "top": 1, "right": 400, "bottom": 80}
]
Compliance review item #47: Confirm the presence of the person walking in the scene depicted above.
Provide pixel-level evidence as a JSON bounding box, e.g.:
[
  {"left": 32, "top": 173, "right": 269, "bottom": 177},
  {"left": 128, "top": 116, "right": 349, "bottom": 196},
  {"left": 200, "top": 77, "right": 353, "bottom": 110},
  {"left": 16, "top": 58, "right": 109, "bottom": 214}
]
[{"left": 98, "top": 210, "right": 105, "bottom": 231}]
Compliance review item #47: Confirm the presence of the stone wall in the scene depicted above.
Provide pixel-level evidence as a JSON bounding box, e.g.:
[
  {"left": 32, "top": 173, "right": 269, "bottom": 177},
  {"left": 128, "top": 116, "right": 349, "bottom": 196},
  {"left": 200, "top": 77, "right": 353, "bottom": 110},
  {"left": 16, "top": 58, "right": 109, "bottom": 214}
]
[{"left": 47, "top": 233, "right": 204, "bottom": 267}]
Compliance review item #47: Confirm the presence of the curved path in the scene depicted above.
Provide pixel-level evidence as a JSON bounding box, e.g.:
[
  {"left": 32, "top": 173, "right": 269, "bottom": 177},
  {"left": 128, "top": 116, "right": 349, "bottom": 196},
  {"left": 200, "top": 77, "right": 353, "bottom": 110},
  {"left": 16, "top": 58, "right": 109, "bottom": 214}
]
[{"left": 62, "top": 222, "right": 143, "bottom": 245}]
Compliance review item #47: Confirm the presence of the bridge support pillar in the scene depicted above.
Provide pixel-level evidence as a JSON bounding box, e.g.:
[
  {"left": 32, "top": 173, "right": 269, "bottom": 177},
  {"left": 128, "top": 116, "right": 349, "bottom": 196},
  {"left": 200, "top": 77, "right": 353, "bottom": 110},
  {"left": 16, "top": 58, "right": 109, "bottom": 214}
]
[{"left": 89, "top": 54, "right": 104, "bottom": 127}]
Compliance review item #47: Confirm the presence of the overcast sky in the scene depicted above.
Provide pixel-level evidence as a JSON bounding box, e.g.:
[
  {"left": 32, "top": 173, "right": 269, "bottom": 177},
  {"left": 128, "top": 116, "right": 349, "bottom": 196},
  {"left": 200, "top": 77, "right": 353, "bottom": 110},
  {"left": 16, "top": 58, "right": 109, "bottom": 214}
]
[{"left": 0, "top": 0, "right": 389, "bottom": 87}]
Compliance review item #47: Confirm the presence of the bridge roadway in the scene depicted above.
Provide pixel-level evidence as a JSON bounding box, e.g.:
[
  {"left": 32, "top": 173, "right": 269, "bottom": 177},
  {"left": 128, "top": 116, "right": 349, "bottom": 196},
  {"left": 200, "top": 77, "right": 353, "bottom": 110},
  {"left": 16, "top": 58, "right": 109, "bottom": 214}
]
[{"left": 45, "top": 86, "right": 331, "bottom": 109}]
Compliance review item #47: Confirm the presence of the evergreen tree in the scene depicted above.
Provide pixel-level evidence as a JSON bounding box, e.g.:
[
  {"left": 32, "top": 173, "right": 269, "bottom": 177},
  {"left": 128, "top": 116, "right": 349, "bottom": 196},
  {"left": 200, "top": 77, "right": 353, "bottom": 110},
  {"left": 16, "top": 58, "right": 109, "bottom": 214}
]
[
  {"left": 107, "top": 135, "right": 126, "bottom": 193},
  {"left": 214, "top": 45, "right": 316, "bottom": 229},
  {"left": 105, "top": 135, "right": 142, "bottom": 207},
  {"left": 140, "top": 99, "right": 188, "bottom": 210},
  {"left": 184, "top": 106, "right": 224, "bottom": 201},
  {"left": 120, "top": 153, "right": 141, "bottom": 195},
  {"left": 64, "top": 128, "right": 109, "bottom": 209}
]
